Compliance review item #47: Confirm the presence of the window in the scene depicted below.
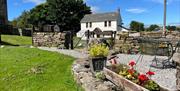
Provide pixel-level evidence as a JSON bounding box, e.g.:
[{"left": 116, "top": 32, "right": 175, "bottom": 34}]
[
  {"left": 86, "top": 22, "right": 88, "bottom": 28},
  {"left": 104, "top": 21, "right": 107, "bottom": 27},
  {"left": 108, "top": 21, "right": 111, "bottom": 27},
  {"left": 0, "top": 20, "right": 2, "bottom": 25},
  {"left": 90, "top": 22, "right": 92, "bottom": 28}
]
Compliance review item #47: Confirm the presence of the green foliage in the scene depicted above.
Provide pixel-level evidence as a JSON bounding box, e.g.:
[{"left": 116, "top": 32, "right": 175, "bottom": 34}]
[
  {"left": 146, "top": 24, "right": 159, "bottom": 31},
  {"left": 11, "top": 11, "right": 32, "bottom": 28},
  {"left": 89, "top": 44, "right": 109, "bottom": 57},
  {"left": 28, "top": 3, "right": 52, "bottom": 27},
  {"left": 47, "top": 0, "right": 91, "bottom": 32},
  {"left": 130, "top": 21, "right": 145, "bottom": 32},
  {"left": 166, "top": 25, "right": 176, "bottom": 31},
  {"left": 0, "top": 47, "right": 82, "bottom": 91},
  {"left": 10, "top": 0, "right": 91, "bottom": 33},
  {"left": 144, "top": 80, "right": 160, "bottom": 91},
  {"left": 95, "top": 72, "right": 106, "bottom": 80}
]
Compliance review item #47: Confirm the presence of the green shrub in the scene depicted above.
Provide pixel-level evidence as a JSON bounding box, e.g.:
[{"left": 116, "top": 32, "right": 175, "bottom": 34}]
[
  {"left": 95, "top": 72, "right": 106, "bottom": 80},
  {"left": 144, "top": 80, "right": 160, "bottom": 91},
  {"left": 89, "top": 44, "right": 109, "bottom": 57}
]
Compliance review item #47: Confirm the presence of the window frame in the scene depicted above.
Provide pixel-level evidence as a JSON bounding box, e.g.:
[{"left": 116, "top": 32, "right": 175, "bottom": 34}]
[
  {"left": 108, "top": 21, "right": 111, "bottom": 27},
  {"left": 86, "top": 22, "right": 88, "bottom": 28},
  {"left": 90, "top": 22, "right": 92, "bottom": 28},
  {"left": 104, "top": 21, "right": 107, "bottom": 27}
]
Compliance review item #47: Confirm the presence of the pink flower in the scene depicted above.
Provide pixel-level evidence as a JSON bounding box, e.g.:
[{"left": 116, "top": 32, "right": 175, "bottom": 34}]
[
  {"left": 129, "top": 60, "right": 136, "bottom": 67},
  {"left": 146, "top": 71, "right": 155, "bottom": 76}
]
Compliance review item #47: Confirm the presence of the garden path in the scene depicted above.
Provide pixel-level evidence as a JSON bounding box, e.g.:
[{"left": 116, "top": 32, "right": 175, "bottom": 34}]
[{"left": 38, "top": 47, "right": 88, "bottom": 58}]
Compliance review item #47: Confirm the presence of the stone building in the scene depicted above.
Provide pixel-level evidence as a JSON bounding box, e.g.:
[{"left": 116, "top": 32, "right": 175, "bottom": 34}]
[{"left": 0, "top": 0, "right": 8, "bottom": 25}]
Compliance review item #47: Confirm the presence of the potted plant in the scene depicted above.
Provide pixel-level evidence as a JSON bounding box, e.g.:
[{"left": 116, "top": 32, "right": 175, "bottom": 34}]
[
  {"left": 89, "top": 44, "right": 109, "bottom": 73},
  {"left": 104, "top": 60, "right": 163, "bottom": 91},
  {"left": 119, "top": 60, "right": 160, "bottom": 91}
]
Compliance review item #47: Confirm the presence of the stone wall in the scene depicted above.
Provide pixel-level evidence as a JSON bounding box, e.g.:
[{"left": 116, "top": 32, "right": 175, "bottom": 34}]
[
  {"left": 33, "top": 32, "right": 65, "bottom": 47},
  {"left": 177, "top": 63, "right": 180, "bottom": 90},
  {"left": 114, "top": 32, "right": 139, "bottom": 54},
  {"left": 140, "top": 31, "right": 163, "bottom": 38},
  {"left": 173, "top": 48, "right": 180, "bottom": 90},
  {"left": 72, "top": 59, "right": 123, "bottom": 91}
]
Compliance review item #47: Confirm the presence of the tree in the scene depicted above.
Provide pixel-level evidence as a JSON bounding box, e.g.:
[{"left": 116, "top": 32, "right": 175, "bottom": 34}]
[
  {"left": 10, "top": 11, "right": 32, "bottom": 29},
  {"left": 130, "top": 21, "right": 144, "bottom": 32},
  {"left": 28, "top": 3, "right": 52, "bottom": 28},
  {"left": 146, "top": 24, "right": 159, "bottom": 31},
  {"left": 17, "top": 11, "right": 31, "bottom": 28},
  {"left": 47, "top": 0, "right": 91, "bottom": 32},
  {"left": 166, "top": 25, "right": 176, "bottom": 31},
  {"left": 10, "top": 18, "right": 18, "bottom": 27}
]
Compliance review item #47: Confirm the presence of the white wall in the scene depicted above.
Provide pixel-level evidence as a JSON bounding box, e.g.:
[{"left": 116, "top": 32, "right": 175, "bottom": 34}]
[
  {"left": 77, "top": 21, "right": 119, "bottom": 40},
  {"left": 81, "top": 21, "right": 117, "bottom": 32}
]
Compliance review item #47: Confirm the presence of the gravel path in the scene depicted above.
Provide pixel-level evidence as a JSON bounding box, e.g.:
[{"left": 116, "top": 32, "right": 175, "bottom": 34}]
[
  {"left": 38, "top": 47, "right": 88, "bottom": 58},
  {"left": 116, "top": 54, "right": 177, "bottom": 90}
]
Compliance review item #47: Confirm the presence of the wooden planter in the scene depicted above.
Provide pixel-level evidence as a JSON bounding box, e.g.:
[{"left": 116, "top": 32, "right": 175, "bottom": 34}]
[
  {"left": 90, "top": 57, "right": 107, "bottom": 73},
  {"left": 104, "top": 67, "right": 169, "bottom": 91}
]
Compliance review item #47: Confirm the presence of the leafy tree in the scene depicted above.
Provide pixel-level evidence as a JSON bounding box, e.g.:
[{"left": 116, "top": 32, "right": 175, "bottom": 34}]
[
  {"left": 10, "top": 11, "right": 32, "bottom": 29},
  {"left": 17, "top": 11, "right": 31, "bottom": 28},
  {"left": 28, "top": 3, "right": 52, "bottom": 28},
  {"left": 47, "top": 0, "right": 91, "bottom": 32},
  {"left": 146, "top": 24, "right": 159, "bottom": 31},
  {"left": 166, "top": 25, "right": 176, "bottom": 31},
  {"left": 130, "top": 21, "right": 144, "bottom": 32},
  {"left": 11, "top": 19, "right": 18, "bottom": 27}
]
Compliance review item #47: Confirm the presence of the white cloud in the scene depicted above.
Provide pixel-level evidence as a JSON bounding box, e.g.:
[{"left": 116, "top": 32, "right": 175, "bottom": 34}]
[
  {"left": 91, "top": 6, "right": 100, "bottom": 13},
  {"left": 22, "top": 0, "right": 46, "bottom": 5},
  {"left": 126, "top": 8, "right": 147, "bottom": 13}
]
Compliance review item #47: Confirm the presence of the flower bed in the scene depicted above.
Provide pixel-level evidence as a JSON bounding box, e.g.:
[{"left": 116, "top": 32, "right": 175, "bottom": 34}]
[{"left": 104, "top": 60, "right": 168, "bottom": 91}]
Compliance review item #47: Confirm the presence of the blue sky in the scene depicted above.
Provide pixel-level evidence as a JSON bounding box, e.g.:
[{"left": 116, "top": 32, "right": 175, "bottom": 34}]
[{"left": 7, "top": 0, "right": 180, "bottom": 26}]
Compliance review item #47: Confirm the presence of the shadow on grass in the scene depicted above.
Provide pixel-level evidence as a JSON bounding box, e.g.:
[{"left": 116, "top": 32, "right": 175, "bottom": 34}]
[{"left": 0, "top": 41, "right": 20, "bottom": 46}]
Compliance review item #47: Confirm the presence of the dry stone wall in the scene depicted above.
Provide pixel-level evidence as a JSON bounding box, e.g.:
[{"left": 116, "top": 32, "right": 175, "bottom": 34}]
[
  {"left": 177, "top": 63, "right": 180, "bottom": 90},
  {"left": 33, "top": 32, "right": 65, "bottom": 47},
  {"left": 173, "top": 51, "right": 180, "bottom": 90},
  {"left": 114, "top": 32, "right": 140, "bottom": 54}
]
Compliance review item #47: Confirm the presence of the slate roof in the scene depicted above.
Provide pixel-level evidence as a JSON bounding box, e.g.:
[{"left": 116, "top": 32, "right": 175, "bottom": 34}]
[{"left": 81, "top": 12, "right": 119, "bottom": 23}]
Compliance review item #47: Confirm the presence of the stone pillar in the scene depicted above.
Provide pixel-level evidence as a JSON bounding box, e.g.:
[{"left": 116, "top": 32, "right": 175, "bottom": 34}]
[{"left": 173, "top": 52, "right": 180, "bottom": 90}]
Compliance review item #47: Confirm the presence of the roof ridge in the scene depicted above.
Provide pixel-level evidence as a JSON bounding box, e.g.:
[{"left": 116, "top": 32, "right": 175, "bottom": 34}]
[
  {"left": 85, "top": 12, "right": 117, "bottom": 16},
  {"left": 81, "top": 11, "right": 120, "bottom": 23}
]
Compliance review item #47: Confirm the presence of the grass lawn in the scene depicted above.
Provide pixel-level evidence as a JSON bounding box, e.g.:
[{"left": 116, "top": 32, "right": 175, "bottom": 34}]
[
  {"left": 0, "top": 47, "right": 82, "bottom": 91},
  {"left": 1, "top": 35, "right": 32, "bottom": 46}
]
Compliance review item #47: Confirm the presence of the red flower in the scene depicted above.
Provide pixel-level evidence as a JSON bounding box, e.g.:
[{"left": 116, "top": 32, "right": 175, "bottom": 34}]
[
  {"left": 129, "top": 60, "right": 136, "bottom": 67},
  {"left": 146, "top": 71, "right": 155, "bottom": 76},
  {"left": 128, "top": 69, "right": 135, "bottom": 75},
  {"left": 138, "top": 74, "right": 149, "bottom": 82}
]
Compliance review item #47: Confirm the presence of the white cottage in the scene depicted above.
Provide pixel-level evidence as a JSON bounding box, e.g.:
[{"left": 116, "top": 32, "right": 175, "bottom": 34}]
[{"left": 77, "top": 9, "right": 122, "bottom": 40}]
